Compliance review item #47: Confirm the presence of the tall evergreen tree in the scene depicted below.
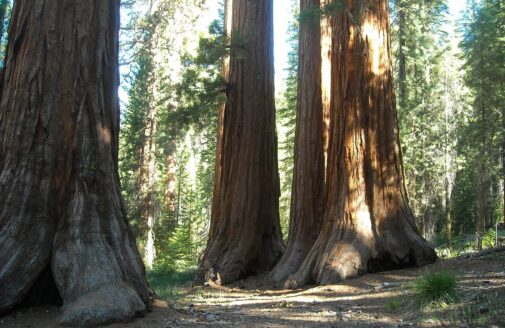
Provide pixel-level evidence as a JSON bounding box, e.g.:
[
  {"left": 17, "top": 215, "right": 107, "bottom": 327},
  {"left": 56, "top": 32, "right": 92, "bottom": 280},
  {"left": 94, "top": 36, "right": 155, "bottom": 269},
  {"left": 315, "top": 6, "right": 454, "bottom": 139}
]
[
  {"left": 285, "top": 0, "right": 436, "bottom": 288},
  {"left": 271, "top": 0, "right": 324, "bottom": 283},
  {"left": 196, "top": 0, "right": 284, "bottom": 285},
  {"left": 276, "top": 2, "right": 298, "bottom": 238},
  {"left": 119, "top": 0, "right": 206, "bottom": 268},
  {"left": 460, "top": 0, "right": 505, "bottom": 247},
  {"left": 390, "top": 0, "right": 473, "bottom": 243}
]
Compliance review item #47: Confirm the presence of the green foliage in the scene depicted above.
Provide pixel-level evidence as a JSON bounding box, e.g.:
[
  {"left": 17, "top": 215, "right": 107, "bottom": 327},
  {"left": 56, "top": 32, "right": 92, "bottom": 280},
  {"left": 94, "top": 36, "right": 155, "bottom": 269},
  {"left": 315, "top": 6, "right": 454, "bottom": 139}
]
[
  {"left": 154, "top": 131, "right": 214, "bottom": 271},
  {"left": 412, "top": 271, "right": 458, "bottom": 307},
  {"left": 276, "top": 0, "right": 299, "bottom": 237},
  {"left": 392, "top": 0, "right": 454, "bottom": 239},
  {"left": 172, "top": 18, "right": 226, "bottom": 130},
  {"left": 119, "top": 0, "right": 219, "bottom": 272},
  {"left": 298, "top": 4, "right": 321, "bottom": 25},
  {"left": 458, "top": 0, "right": 505, "bottom": 238},
  {"left": 0, "top": 0, "right": 12, "bottom": 64}
]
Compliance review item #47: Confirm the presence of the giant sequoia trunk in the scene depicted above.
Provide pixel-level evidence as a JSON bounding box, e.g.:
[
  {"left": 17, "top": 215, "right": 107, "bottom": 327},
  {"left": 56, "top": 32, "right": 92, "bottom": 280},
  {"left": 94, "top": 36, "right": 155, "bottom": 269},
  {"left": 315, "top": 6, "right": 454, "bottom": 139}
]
[
  {"left": 195, "top": 0, "right": 284, "bottom": 285},
  {"left": 321, "top": 0, "right": 332, "bottom": 170},
  {"left": 0, "top": 1, "right": 150, "bottom": 325},
  {"left": 270, "top": 0, "right": 324, "bottom": 283},
  {"left": 285, "top": 0, "right": 436, "bottom": 288}
]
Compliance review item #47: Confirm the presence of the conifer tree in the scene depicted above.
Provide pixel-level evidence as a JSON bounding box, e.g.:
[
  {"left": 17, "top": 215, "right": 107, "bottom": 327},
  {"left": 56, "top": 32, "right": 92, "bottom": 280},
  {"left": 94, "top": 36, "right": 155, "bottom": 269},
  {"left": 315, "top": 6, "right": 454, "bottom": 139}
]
[{"left": 460, "top": 0, "right": 505, "bottom": 246}]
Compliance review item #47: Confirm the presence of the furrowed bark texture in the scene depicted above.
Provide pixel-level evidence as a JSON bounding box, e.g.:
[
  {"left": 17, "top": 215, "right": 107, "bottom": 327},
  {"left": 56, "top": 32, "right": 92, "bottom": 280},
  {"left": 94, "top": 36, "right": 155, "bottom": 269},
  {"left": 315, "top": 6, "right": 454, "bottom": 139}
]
[
  {"left": 285, "top": 0, "right": 436, "bottom": 288},
  {"left": 0, "top": 1, "right": 150, "bottom": 325},
  {"left": 195, "top": 0, "right": 284, "bottom": 285},
  {"left": 270, "top": 0, "right": 324, "bottom": 283},
  {"left": 321, "top": 0, "right": 332, "bottom": 172}
]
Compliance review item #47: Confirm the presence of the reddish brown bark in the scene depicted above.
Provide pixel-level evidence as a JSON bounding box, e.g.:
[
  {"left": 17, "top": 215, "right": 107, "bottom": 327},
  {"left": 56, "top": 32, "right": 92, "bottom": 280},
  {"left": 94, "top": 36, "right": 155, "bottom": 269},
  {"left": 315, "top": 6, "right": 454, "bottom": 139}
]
[
  {"left": 285, "top": 0, "right": 436, "bottom": 288},
  {"left": 321, "top": 0, "right": 332, "bottom": 172},
  {"left": 195, "top": 0, "right": 284, "bottom": 285},
  {"left": 270, "top": 0, "right": 324, "bottom": 283},
  {"left": 208, "top": 0, "right": 232, "bottom": 244},
  {"left": 0, "top": 0, "right": 150, "bottom": 325}
]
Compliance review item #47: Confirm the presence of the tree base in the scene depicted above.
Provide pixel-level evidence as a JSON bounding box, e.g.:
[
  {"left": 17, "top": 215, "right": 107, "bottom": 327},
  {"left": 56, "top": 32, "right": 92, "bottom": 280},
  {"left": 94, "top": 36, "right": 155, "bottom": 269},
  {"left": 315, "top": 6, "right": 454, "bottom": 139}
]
[
  {"left": 283, "top": 220, "right": 437, "bottom": 288},
  {"left": 60, "top": 285, "right": 146, "bottom": 327},
  {"left": 20, "top": 264, "right": 62, "bottom": 309},
  {"left": 195, "top": 246, "right": 284, "bottom": 286}
]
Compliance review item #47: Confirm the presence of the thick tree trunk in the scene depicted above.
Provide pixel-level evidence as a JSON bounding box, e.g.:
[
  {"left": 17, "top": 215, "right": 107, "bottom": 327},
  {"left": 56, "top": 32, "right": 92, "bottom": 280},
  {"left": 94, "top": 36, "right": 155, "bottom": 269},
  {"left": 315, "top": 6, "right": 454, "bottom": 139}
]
[
  {"left": 0, "top": 1, "right": 150, "bottom": 325},
  {"left": 285, "top": 0, "right": 436, "bottom": 288},
  {"left": 195, "top": 0, "right": 284, "bottom": 285},
  {"left": 270, "top": 0, "right": 324, "bottom": 283}
]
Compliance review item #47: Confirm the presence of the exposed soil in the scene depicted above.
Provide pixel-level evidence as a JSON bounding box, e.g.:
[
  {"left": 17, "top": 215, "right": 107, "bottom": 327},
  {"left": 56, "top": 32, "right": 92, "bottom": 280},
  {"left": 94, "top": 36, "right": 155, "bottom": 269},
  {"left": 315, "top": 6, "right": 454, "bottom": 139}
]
[{"left": 1, "top": 249, "right": 504, "bottom": 328}]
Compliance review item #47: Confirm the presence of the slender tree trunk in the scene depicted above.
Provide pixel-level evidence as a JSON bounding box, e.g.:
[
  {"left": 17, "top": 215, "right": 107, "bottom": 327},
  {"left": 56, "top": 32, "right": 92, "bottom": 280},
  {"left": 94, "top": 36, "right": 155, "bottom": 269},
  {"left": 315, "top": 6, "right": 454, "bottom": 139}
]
[
  {"left": 0, "top": 1, "right": 150, "bottom": 325},
  {"left": 285, "top": 0, "right": 436, "bottom": 288},
  {"left": 270, "top": 0, "right": 324, "bottom": 283},
  {"left": 477, "top": 167, "right": 488, "bottom": 250},
  {"left": 502, "top": 104, "right": 505, "bottom": 226},
  {"left": 195, "top": 0, "right": 284, "bottom": 285},
  {"left": 445, "top": 180, "right": 453, "bottom": 243},
  {"left": 443, "top": 57, "right": 454, "bottom": 244},
  {"left": 164, "top": 147, "right": 177, "bottom": 230},
  {"left": 139, "top": 71, "right": 158, "bottom": 269},
  {"left": 139, "top": 9, "right": 162, "bottom": 269},
  {"left": 476, "top": 100, "right": 488, "bottom": 250},
  {"left": 140, "top": 100, "right": 157, "bottom": 268},
  {"left": 396, "top": 0, "right": 406, "bottom": 107}
]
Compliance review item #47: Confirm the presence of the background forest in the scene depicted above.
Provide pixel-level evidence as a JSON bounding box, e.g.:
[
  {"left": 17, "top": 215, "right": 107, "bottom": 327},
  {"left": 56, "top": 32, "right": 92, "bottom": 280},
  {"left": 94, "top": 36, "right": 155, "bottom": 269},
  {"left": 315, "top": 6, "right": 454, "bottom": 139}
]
[{"left": 1, "top": 0, "right": 503, "bottom": 276}]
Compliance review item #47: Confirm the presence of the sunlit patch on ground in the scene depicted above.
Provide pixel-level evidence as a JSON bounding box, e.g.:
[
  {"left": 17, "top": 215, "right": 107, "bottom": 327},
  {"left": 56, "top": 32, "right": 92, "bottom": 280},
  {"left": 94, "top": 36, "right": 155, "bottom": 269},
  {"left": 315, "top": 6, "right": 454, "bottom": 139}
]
[{"left": 1, "top": 250, "right": 504, "bottom": 327}]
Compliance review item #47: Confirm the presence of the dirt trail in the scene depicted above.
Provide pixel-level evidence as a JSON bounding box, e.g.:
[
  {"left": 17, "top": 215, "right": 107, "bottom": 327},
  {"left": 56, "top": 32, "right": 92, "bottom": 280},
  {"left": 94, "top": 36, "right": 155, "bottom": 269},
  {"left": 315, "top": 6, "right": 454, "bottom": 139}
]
[{"left": 1, "top": 251, "right": 504, "bottom": 328}]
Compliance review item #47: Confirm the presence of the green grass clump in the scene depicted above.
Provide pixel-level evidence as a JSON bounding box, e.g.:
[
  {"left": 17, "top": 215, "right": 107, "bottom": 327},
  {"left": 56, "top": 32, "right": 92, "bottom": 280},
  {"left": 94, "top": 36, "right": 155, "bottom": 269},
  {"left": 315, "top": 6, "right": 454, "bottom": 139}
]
[
  {"left": 147, "top": 269, "right": 196, "bottom": 303},
  {"left": 412, "top": 271, "right": 458, "bottom": 306},
  {"left": 386, "top": 298, "right": 402, "bottom": 312}
]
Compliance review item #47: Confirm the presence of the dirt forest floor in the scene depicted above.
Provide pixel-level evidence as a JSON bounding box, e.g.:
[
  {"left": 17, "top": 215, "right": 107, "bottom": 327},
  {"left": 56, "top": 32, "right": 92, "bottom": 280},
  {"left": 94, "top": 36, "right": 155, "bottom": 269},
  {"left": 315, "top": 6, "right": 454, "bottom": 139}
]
[{"left": 1, "top": 249, "right": 505, "bottom": 328}]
